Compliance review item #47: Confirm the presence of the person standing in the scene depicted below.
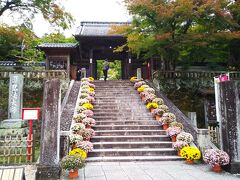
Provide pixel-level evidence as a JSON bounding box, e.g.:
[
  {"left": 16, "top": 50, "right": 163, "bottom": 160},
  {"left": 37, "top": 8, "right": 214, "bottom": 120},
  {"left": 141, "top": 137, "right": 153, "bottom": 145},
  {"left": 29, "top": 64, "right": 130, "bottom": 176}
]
[{"left": 103, "top": 59, "right": 110, "bottom": 81}]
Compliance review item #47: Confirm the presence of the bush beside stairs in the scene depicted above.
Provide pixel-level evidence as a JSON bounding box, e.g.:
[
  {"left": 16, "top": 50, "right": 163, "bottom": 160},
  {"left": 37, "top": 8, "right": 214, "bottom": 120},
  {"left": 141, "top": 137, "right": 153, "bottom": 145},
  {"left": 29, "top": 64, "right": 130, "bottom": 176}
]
[{"left": 87, "top": 80, "right": 182, "bottom": 162}]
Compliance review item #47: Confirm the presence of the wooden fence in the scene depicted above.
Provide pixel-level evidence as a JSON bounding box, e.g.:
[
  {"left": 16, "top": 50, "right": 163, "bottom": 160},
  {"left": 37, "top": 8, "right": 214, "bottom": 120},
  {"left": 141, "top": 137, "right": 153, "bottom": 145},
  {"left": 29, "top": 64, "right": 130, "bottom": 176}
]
[
  {"left": 0, "top": 70, "right": 68, "bottom": 79},
  {"left": 0, "top": 134, "right": 34, "bottom": 164},
  {"left": 153, "top": 70, "right": 240, "bottom": 79}
]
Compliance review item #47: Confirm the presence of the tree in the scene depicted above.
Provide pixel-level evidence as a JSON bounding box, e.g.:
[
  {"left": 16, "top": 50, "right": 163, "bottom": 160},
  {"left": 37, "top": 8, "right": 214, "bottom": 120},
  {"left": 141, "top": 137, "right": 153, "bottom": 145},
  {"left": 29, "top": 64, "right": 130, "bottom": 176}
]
[
  {"left": 0, "top": 24, "right": 76, "bottom": 62},
  {"left": 113, "top": 0, "right": 240, "bottom": 70},
  {"left": 0, "top": 0, "right": 73, "bottom": 29}
]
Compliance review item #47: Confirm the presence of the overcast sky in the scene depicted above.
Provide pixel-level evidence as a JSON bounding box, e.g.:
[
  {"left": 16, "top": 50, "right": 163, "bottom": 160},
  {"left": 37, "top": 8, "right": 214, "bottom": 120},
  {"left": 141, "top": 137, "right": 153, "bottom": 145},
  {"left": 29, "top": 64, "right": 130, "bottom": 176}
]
[{"left": 0, "top": 0, "right": 131, "bottom": 37}]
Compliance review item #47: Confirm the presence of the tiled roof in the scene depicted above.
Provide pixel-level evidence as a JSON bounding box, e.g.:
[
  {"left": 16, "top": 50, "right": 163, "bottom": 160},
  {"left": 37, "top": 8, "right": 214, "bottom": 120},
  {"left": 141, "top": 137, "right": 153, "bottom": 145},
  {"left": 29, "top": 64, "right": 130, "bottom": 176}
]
[
  {"left": 38, "top": 43, "right": 78, "bottom": 49},
  {"left": 75, "top": 21, "right": 130, "bottom": 37}
]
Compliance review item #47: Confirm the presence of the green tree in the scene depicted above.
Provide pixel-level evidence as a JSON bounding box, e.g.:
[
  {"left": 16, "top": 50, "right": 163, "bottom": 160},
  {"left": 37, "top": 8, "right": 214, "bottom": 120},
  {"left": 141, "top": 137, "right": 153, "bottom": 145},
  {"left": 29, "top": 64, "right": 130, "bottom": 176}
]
[
  {"left": 114, "top": 0, "right": 240, "bottom": 70},
  {"left": 0, "top": 0, "right": 73, "bottom": 29}
]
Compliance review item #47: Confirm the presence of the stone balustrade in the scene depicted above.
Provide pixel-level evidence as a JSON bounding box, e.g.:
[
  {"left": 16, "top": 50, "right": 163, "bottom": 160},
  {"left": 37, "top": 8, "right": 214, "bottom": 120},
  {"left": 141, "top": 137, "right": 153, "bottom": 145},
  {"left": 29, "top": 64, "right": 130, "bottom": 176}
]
[
  {"left": 153, "top": 70, "right": 240, "bottom": 79},
  {"left": 0, "top": 70, "right": 68, "bottom": 79}
]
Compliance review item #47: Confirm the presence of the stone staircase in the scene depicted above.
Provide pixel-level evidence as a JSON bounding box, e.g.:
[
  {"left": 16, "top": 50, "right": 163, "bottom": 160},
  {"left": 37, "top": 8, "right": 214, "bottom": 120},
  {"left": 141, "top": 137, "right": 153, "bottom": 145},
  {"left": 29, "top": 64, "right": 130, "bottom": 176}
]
[{"left": 87, "top": 80, "right": 182, "bottom": 161}]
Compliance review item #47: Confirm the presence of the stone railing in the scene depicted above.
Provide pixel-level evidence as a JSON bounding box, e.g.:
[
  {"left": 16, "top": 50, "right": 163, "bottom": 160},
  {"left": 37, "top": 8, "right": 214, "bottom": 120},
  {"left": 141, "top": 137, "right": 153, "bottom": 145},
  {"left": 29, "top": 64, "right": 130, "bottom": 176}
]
[
  {"left": 0, "top": 70, "right": 68, "bottom": 79},
  {"left": 153, "top": 70, "right": 240, "bottom": 79},
  {"left": 146, "top": 80, "right": 198, "bottom": 145}
]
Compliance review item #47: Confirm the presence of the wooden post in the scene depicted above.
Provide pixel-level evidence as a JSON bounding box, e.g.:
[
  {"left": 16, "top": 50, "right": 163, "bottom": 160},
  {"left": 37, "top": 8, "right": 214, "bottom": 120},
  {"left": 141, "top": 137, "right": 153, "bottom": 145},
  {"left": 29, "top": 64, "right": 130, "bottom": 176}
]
[
  {"left": 218, "top": 81, "right": 240, "bottom": 173},
  {"left": 36, "top": 79, "right": 61, "bottom": 179}
]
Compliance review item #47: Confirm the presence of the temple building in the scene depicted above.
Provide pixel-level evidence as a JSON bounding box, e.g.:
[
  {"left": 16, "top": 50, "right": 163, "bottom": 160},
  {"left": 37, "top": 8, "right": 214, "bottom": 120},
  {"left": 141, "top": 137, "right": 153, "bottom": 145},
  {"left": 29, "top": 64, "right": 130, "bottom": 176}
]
[{"left": 38, "top": 22, "right": 156, "bottom": 80}]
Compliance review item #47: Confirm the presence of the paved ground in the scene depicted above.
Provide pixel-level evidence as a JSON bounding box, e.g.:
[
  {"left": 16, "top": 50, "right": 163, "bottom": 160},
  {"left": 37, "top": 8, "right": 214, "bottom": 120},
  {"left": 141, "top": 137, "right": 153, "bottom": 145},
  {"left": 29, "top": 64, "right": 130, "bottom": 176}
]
[{"left": 61, "top": 161, "right": 240, "bottom": 180}]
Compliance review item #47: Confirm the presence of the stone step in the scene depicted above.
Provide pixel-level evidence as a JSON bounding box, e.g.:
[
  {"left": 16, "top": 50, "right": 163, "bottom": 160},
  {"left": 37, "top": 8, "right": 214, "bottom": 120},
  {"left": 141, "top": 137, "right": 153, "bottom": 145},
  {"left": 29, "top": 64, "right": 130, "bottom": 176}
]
[
  {"left": 93, "top": 115, "right": 153, "bottom": 119},
  {"left": 88, "top": 148, "right": 176, "bottom": 157},
  {"left": 92, "top": 141, "right": 173, "bottom": 149},
  {"left": 94, "top": 117, "right": 155, "bottom": 121},
  {"left": 95, "top": 120, "right": 158, "bottom": 125},
  {"left": 94, "top": 130, "right": 166, "bottom": 136},
  {"left": 93, "top": 125, "right": 161, "bottom": 131},
  {"left": 91, "top": 135, "right": 170, "bottom": 142},
  {"left": 86, "top": 156, "right": 183, "bottom": 162}
]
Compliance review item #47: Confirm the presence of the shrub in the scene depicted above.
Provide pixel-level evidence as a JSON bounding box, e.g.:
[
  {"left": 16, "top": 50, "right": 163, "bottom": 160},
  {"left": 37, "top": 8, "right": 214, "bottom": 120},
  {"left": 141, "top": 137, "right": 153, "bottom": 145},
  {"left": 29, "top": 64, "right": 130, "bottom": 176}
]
[
  {"left": 176, "top": 132, "right": 194, "bottom": 144},
  {"left": 180, "top": 146, "right": 201, "bottom": 160},
  {"left": 203, "top": 149, "right": 230, "bottom": 167},
  {"left": 60, "top": 155, "right": 85, "bottom": 170}
]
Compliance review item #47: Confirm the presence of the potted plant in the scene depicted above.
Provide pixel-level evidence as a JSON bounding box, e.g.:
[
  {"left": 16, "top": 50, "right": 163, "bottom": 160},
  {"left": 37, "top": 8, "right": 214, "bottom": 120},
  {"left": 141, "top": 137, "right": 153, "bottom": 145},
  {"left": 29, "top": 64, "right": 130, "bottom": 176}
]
[
  {"left": 172, "top": 141, "right": 189, "bottom": 156},
  {"left": 161, "top": 112, "right": 176, "bottom": 130},
  {"left": 73, "top": 113, "right": 87, "bottom": 123},
  {"left": 79, "top": 128, "right": 95, "bottom": 141},
  {"left": 69, "top": 148, "right": 87, "bottom": 159},
  {"left": 203, "top": 149, "right": 230, "bottom": 172},
  {"left": 134, "top": 81, "right": 146, "bottom": 89},
  {"left": 88, "top": 91, "right": 95, "bottom": 97},
  {"left": 166, "top": 127, "right": 182, "bottom": 142},
  {"left": 176, "top": 132, "right": 194, "bottom": 144},
  {"left": 69, "top": 134, "right": 83, "bottom": 146},
  {"left": 130, "top": 76, "right": 137, "bottom": 83},
  {"left": 86, "top": 96, "right": 95, "bottom": 104},
  {"left": 82, "top": 117, "right": 96, "bottom": 128},
  {"left": 152, "top": 105, "right": 169, "bottom": 121},
  {"left": 137, "top": 86, "right": 145, "bottom": 93},
  {"left": 82, "top": 103, "right": 94, "bottom": 110},
  {"left": 71, "top": 123, "right": 85, "bottom": 134},
  {"left": 146, "top": 102, "right": 158, "bottom": 112},
  {"left": 76, "top": 141, "right": 94, "bottom": 153},
  {"left": 88, "top": 77, "right": 94, "bottom": 82},
  {"left": 88, "top": 83, "right": 95, "bottom": 89},
  {"left": 82, "top": 110, "right": 94, "bottom": 118},
  {"left": 180, "top": 146, "right": 201, "bottom": 164},
  {"left": 144, "top": 87, "right": 155, "bottom": 94},
  {"left": 143, "top": 93, "right": 156, "bottom": 104},
  {"left": 77, "top": 106, "right": 87, "bottom": 113},
  {"left": 60, "top": 155, "right": 85, "bottom": 179},
  {"left": 79, "top": 99, "right": 89, "bottom": 106},
  {"left": 170, "top": 122, "right": 183, "bottom": 130},
  {"left": 152, "top": 98, "right": 164, "bottom": 105}
]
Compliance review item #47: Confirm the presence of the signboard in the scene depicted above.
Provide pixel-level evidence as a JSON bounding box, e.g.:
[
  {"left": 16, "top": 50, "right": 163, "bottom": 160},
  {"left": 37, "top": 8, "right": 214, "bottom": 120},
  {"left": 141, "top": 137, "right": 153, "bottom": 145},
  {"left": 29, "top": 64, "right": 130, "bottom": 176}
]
[{"left": 22, "top": 108, "right": 40, "bottom": 120}]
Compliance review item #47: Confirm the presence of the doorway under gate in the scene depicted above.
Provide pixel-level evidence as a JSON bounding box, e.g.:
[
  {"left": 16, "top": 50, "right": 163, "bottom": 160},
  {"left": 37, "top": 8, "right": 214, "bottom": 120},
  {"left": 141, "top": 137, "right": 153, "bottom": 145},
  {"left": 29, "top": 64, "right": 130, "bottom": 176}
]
[{"left": 96, "top": 60, "right": 122, "bottom": 80}]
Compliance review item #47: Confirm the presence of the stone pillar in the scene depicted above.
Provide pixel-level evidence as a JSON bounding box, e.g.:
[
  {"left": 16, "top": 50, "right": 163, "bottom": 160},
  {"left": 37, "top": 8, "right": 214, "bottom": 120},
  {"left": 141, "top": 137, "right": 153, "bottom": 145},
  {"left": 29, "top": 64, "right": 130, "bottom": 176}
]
[
  {"left": 137, "top": 68, "right": 142, "bottom": 79},
  {"left": 89, "top": 49, "right": 93, "bottom": 77},
  {"left": 81, "top": 68, "right": 86, "bottom": 78},
  {"left": 8, "top": 74, "right": 23, "bottom": 119},
  {"left": 197, "top": 129, "right": 218, "bottom": 152},
  {"left": 36, "top": 79, "right": 61, "bottom": 179},
  {"left": 218, "top": 81, "right": 240, "bottom": 174},
  {"left": 187, "top": 112, "right": 197, "bottom": 128}
]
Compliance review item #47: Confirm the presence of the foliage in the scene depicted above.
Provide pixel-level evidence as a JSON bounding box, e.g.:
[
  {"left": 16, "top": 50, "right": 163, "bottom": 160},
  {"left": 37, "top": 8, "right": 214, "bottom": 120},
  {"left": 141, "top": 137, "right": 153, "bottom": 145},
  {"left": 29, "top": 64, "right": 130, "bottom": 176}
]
[
  {"left": 180, "top": 146, "right": 201, "bottom": 160},
  {"left": 112, "top": 0, "right": 240, "bottom": 69},
  {"left": 82, "top": 118, "right": 96, "bottom": 127},
  {"left": 0, "top": 0, "right": 73, "bottom": 30},
  {"left": 78, "top": 128, "right": 95, "bottom": 140},
  {"left": 203, "top": 149, "right": 230, "bottom": 167},
  {"left": 152, "top": 98, "right": 164, "bottom": 105},
  {"left": 97, "top": 60, "right": 122, "bottom": 80},
  {"left": 82, "top": 110, "right": 94, "bottom": 118},
  {"left": 60, "top": 155, "right": 85, "bottom": 170},
  {"left": 137, "top": 86, "right": 145, "bottom": 93}
]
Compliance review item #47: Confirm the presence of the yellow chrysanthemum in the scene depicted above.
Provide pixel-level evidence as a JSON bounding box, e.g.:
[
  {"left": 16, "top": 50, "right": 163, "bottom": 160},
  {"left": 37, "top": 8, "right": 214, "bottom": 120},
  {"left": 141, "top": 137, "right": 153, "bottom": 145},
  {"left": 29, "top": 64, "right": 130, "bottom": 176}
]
[
  {"left": 88, "top": 77, "right": 94, "bottom": 81},
  {"left": 130, "top": 76, "right": 137, "bottom": 82},
  {"left": 180, "top": 146, "right": 201, "bottom": 160},
  {"left": 146, "top": 102, "right": 158, "bottom": 109},
  {"left": 69, "top": 148, "right": 87, "bottom": 159},
  {"left": 88, "top": 87, "right": 95, "bottom": 92},
  {"left": 137, "top": 87, "right": 145, "bottom": 93},
  {"left": 83, "top": 103, "right": 94, "bottom": 110}
]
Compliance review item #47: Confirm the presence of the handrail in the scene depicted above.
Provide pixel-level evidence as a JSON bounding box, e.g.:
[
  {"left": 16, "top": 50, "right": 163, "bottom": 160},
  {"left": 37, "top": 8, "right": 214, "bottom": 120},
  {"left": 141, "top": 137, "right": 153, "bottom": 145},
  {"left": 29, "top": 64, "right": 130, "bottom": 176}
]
[
  {"left": 0, "top": 70, "right": 68, "bottom": 79},
  {"left": 146, "top": 80, "right": 198, "bottom": 145},
  {"left": 153, "top": 70, "right": 240, "bottom": 79}
]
